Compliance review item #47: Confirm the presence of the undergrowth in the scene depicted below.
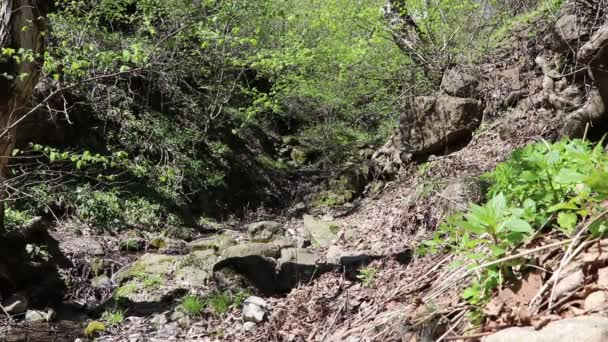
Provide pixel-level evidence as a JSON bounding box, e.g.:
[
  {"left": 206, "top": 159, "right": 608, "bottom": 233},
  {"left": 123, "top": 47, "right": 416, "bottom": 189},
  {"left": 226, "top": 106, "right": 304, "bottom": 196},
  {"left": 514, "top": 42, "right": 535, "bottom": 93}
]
[{"left": 420, "top": 139, "right": 608, "bottom": 305}]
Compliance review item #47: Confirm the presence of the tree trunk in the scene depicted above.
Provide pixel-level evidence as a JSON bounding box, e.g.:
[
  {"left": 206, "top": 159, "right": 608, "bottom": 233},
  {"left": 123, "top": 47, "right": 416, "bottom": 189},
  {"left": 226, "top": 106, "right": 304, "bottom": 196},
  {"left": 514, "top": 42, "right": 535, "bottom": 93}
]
[{"left": 0, "top": 0, "right": 50, "bottom": 230}]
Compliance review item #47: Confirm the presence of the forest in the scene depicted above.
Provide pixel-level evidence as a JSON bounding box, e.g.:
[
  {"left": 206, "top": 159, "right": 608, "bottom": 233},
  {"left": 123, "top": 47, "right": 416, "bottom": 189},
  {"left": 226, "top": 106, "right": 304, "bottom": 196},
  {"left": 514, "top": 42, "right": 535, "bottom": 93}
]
[{"left": 1, "top": 0, "right": 608, "bottom": 341}]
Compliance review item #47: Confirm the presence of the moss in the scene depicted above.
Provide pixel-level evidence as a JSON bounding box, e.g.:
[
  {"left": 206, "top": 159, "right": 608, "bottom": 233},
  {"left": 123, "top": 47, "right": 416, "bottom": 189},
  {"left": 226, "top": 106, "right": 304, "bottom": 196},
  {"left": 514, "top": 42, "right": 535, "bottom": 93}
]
[
  {"left": 84, "top": 321, "right": 106, "bottom": 336},
  {"left": 114, "top": 283, "right": 138, "bottom": 299},
  {"left": 290, "top": 147, "right": 310, "bottom": 165},
  {"left": 257, "top": 154, "right": 287, "bottom": 170}
]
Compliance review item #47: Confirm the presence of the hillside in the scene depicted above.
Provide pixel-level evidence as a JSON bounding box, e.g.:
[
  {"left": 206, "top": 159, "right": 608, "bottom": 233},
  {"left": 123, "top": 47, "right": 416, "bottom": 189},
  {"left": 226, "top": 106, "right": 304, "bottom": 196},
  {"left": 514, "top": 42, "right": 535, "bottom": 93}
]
[{"left": 1, "top": 0, "right": 608, "bottom": 341}]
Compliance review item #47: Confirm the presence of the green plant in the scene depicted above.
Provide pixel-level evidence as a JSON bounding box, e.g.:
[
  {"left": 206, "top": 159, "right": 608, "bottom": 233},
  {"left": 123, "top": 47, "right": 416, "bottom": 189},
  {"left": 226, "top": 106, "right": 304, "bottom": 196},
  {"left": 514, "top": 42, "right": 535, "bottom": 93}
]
[
  {"left": 356, "top": 267, "right": 377, "bottom": 288},
  {"left": 142, "top": 274, "right": 164, "bottom": 290},
  {"left": 207, "top": 291, "right": 232, "bottom": 316},
  {"left": 101, "top": 309, "right": 125, "bottom": 326},
  {"left": 428, "top": 139, "right": 608, "bottom": 306},
  {"left": 114, "top": 283, "right": 138, "bottom": 299},
  {"left": 180, "top": 295, "right": 205, "bottom": 316}
]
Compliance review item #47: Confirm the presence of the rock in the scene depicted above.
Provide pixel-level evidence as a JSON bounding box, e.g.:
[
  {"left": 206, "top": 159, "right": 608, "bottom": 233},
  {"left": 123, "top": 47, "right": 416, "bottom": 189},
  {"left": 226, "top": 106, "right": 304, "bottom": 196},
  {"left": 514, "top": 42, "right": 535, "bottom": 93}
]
[
  {"left": 584, "top": 291, "right": 608, "bottom": 311},
  {"left": 483, "top": 316, "right": 608, "bottom": 342},
  {"left": 188, "top": 233, "right": 236, "bottom": 253},
  {"left": 303, "top": 215, "right": 337, "bottom": 248},
  {"left": 554, "top": 14, "right": 581, "bottom": 46},
  {"left": 91, "top": 275, "right": 112, "bottom": 289},
  {"left": 242, "top": 296, "right": 269, "bottom": 323},
  {"left": 59, "top": 237, "right": 104, "bottom": 256},
  {"left": 3, "top": 294, "right": 27, "bottom": 314},
  {"left": 372, "top": 95, "right": 483, "bottom": 174},
  {"left": 175, "top": 250, "right": 217, "bottom": 287},
  {"left": 247, "top": 221, "right": 282, "bottom": 242},
  {"left": 151, "top": 313, "right": 168, "bottom": 327},
  {"left": 441, "top": 68, "right": 479, "bottom": 97},
  {"left": 326, "top": 245, "right": 370, "bottom": 267},
  {"left": 243, "top": 321, "right": 257, "bottom": 332},
  {"left": 150, "top": 237, "right": 188, "bottom": 255},
  {"left": 221, "top": 243, "right": 281, "bottom": 259},
  {"left": 170, "top": 310, "right": 190, "bottom": 328},
  {"left": 277, "top": 248, "right": 321, "bottom": 290},
  {"left": 597, "top": 267, "right": 608, "bottom": 287},
  {"left": 25, "top": 309, "right": 48, "bottom": 322},
  {"left": 113, "top": 253, "right": 179, "bottom": 285},
  {"left": 578, "top": 23, "right": 608, "bottom": 110}
]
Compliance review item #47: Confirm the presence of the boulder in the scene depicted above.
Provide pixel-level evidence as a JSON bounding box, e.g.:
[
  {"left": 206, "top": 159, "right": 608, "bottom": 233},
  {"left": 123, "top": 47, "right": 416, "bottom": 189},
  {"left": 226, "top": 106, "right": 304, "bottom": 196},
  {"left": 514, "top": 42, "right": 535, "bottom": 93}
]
[
  {"left": 91, "top": 275, "right": 112, "bottom": 289},
  {"left": 149, "top": 237, "right": 188, "bottom": 255},
  {"left": 303, "top": 215, "right": 337, "bottom": 248},
  {"left": 112, "top": 253, "right": 179, "bottom": 285},
  {"left": 441, "top": 68, "right": 479, "bottom": 97},
  {"left": 277, "top": 248, "right": 320, "bottom": 290},
  {"left": 578, "top": 23, "right": 608, "bottom": 109},
  {"left": 372, "top": 95, "right": 483, "bottom": 174},
  {"left": 242, "top": 296, "right": 269, "bottom": 323},
  {"left": 188, "top": 232, "right": 236, "bottom": 253},
  {"left": 326, "top": 245, "right": 370, "bottom": 267},
  {"left": 483, "top": 316, "right": 608, "bottom": 342},
  {"left": 221, "top": 243, "right": 281, "bottom": 259},
  {"left": 247, "top": 221, "right": 282, "bottom": 242},
  {"left": 175, "top": 250, "right": 217, "bottom": 287},
  {"left": 554, "top": 14, "right": 582, "bottom": 46}
]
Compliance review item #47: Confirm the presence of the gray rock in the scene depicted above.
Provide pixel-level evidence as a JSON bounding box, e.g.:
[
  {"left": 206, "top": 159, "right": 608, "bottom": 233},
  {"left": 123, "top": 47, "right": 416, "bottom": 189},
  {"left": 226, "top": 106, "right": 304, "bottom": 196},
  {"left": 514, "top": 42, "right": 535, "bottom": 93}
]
[
  {"left": 438, "top": 178, "right": 486, "bottom": 216},
  {"left": 221, "top": 243, "right": 281, "bottom": 259},
  {"left": 277, "top": 248, "right": 322, "bottom": 290},
  {"left": 25, "top": 309, "right": 48, "bottom": 322},
  {"left": 279, "top": 248, "right": 318, "bottom": 265},
  {"left": 3, "top": 294, "right": 27, "bottom": 314},
  {"left": 242, "top": 296, "right": 269, "bottom": 323},
  {"left": 188, "top": 233, "right": 236, "bottom": 253},
  {"left": 303, "top": 215, "right": 337, "bottom": 248},
  {"left": 150, "top": 237, "right": 188, "bottom": 255},
  {"left": 483, "top": 316, "right": 608, "bottom": 342},
  {"left": 287, "top": 202, "right": 307, "bottom": 217},
  {"left": 372, "top": 95, "right": 483, "bottom": 174},
  {"left": 175, "top": 250, "right": 217, "bottom": 287},
  {"left": 113, "top": 253, "right": 179, "bottom": 285},
  {"left": 555, "top": 14, "right": 581, "bottom": 45},
  {"left": 151, "top": 313, "right": 168, "bottom": 327},
  {"left": 326, "top": 245, "right": 370, "bottom": 266},
  {"left": 441, "top": 68, "right": 479, "bottom": 97},
  {"left": 243, "top": 321, "right": 257, "bottom": 332},
  {"left": 247, "top": 221, "right": 282, "bottom": 242}
]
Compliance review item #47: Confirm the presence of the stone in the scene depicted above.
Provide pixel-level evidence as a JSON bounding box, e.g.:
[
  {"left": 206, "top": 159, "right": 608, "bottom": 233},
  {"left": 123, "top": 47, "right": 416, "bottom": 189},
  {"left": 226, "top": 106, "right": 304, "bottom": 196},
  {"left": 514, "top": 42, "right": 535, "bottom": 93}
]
[
  {"left": 303, "top": 215, "right": 337, "bottom": 248},
  {"left": 150, "top": 237, "right": 188, "bottom": 255},
  {"left": 91, "top": 275, "right": 112, "bottom": 289},
  {"left": 483, "top": 316, "right": 608, "bottom": 342},
  {"left": 243, "top": 321, "right": 257, "bottom": 332},
  {"left": 326, "top": 245, "right": 370, "bottom": 267},
  {"left": 441, "top": 68, "right": 479, "bottom": 97},
  {"left": 242, "top": 296, "right": 269, "bottom": 323},
  {"left": 277, "top": 248, "right": 321, "bottom": 290},
  {"left": 151, "top": 313, "right": 168, "bottom": 327},
  {"left": 221, "top": 243, "right": 281, "bottom": 259},
  {"left": 112, "top": 253, "right": 179, "bottom": 285},
  {"left": 175, "top": 250, "right": 217, "bottom": 287},
  {"left": 3, "top": 294, "right": 27, "bottom": 314},
  {"left": 170, "top": 310, "right": 190, "bottom": 328},
  {"left": 25, "top": 310, "right": 48, "bottom": 322},
  {"left": 247, "top": 221, "right": 282, "bottom": 242},
  {"left": 372, "top": 95, "right": 483, "bottom": 174},
  {"left": 554, "top": 14, "right": 581, "bottom": 45},
  {"left": 188, "top": 233, "right": 236, "bottom": 253},
  {"left": 59, "top": 237, "right": 104, "bottom": 256},
  {"left": 584, "top": 291, "right": 608, "bottom": 311}
]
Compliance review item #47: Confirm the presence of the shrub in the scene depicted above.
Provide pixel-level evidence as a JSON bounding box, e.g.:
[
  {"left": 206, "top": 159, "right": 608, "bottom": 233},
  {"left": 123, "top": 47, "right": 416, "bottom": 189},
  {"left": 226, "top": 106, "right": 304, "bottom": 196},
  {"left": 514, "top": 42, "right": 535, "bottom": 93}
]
[{"left": 180, "top": 295, "right": 205, "bottom": 317}]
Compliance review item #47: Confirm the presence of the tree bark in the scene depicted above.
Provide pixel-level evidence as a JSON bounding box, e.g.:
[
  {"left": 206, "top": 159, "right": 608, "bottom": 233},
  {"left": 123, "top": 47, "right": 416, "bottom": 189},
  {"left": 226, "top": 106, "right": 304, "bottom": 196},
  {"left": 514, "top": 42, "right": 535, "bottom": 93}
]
[{"left": 0, "top": 0, "right": 49, "bottom": 230}]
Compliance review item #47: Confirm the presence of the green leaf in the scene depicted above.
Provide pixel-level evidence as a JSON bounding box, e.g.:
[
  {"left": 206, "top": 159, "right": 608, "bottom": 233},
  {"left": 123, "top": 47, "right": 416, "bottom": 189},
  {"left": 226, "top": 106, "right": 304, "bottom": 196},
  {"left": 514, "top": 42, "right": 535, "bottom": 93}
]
[
  {"left": 505, "top": 218, "right": 533, "bottom": 234},
  {"left": 548, "top": 202, "right": 579, "bottom": 212},
  {"left": 554, "top": 168, "right": 586, "bottom": 184},
  {"left": 557, "top": 211, "right": 577, "bottom": 230}
]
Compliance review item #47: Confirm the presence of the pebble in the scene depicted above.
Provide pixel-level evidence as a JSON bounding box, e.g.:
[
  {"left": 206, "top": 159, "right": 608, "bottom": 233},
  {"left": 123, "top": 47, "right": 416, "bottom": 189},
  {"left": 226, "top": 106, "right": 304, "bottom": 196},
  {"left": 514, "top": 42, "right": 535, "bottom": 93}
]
[
  {"left": 243, "top": 321, "right": 257, "bottom": 332},
  {"left": 584, "top": 291, "right": 608, "bottom": 311},
  {"left": 242, "top": 296, "right": 269, "bottom": 323}
]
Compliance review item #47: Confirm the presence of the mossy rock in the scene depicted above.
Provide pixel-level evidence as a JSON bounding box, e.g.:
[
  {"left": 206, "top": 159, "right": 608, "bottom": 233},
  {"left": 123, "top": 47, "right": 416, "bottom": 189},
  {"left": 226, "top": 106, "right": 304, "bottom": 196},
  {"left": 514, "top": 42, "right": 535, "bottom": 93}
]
[
  {"left": 290, "top": 146, "right": 317, "bottom": 165},
  {"left": 188, "top": 232, "right": 236, "bottom": 254},
  {"left": 113, "top": 253, "right": 178, "bottom": 285},
  {"left": 303, "top": 215, "right": 337, "bottom": 248},
  {"left": 220, "top": 243, "right": 281, "bottom": 259}
]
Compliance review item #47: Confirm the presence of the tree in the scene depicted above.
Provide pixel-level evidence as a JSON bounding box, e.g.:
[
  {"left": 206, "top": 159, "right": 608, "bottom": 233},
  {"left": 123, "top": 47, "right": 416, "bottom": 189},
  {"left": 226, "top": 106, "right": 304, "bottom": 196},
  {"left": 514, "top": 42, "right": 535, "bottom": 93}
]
[{"left": 0, "top": 0, "right": 51, "bottom": 229}]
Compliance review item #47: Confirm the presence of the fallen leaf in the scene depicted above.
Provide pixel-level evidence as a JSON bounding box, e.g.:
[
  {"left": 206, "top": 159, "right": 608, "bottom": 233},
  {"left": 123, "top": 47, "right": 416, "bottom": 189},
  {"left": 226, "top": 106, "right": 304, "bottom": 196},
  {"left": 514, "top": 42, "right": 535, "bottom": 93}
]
[{"left": 554, "top": 269, "right": 584, "bottom": 300}]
